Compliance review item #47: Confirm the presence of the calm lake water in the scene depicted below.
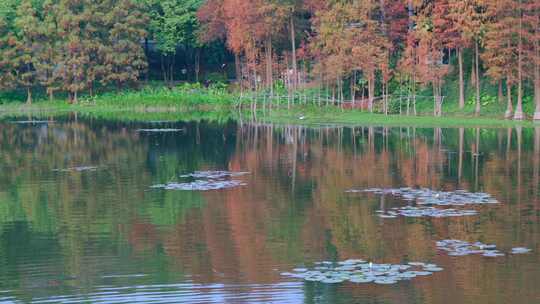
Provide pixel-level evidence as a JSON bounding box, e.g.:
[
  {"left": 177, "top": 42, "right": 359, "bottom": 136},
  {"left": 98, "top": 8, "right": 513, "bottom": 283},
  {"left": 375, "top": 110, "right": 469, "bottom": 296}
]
[{"left": 0, "top": 116, "right": 538, "bottom": 303}]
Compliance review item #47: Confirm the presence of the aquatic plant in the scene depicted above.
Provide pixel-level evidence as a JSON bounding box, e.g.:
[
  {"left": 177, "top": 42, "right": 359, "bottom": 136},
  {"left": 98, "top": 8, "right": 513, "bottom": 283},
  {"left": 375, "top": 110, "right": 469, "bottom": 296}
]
[
  {"left": 511, "top": 247, "right": 532, "bottom": 254},
  {"left": 281, "top": 259, "right": 442, "bottom": 285},
  {"left": 152, "top": 171, "right": 249, "bottom": 191},
  {"left": 377, "top": 206, "right": 478, "bottom": 219},
  {"left": 436, "top": 240, "right": 503, "bottom": 257},
  {"left": 52, "top": 166, "right": 99, "bottom": 172},
  {"left": 151, "top": 180, "right": 246, "bottom": 191},
  {"left": 180, "top": 171, "right": 250, "bottom": 179},
  {"left": 347, "top": 187, "right": 500, "bottom": 206},
  {"left": 136, "top": 128, "right": 186, "bottom": 132}
]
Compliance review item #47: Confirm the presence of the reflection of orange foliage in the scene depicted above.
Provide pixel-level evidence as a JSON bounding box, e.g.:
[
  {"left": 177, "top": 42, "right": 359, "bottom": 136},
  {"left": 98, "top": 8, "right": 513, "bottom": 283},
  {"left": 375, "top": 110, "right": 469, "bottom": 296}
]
[
  {"left": 128, "top": 219, "right": 159, "bottom": 253},
  {"left": 117, "top": 125, "right": 538, "bottom": 302}
]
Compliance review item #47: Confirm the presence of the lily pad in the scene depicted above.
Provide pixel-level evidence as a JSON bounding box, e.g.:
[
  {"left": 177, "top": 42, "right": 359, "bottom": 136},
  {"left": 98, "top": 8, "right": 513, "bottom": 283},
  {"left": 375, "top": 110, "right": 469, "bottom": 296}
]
[
  {"left": 348, "top": 187, "right": 499, "bottom": 206},
  {"left": 151, "top": 180, "right": 246, "bottom": 191},
  {"left": 281, "top": 259, "right": 441, "bottom": 285},
  {"left": 511, "top": 247, "right": 532, "bottom": 254},
  {"left": 137, "top": 128, "right": 185, "bottom": 132}
]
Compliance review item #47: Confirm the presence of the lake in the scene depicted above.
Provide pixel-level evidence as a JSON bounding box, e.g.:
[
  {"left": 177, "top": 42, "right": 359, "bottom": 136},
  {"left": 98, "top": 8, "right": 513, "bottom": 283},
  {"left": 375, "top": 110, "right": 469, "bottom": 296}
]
[{"left": 0, "top": 116, "right": 538, "bottom": 303}]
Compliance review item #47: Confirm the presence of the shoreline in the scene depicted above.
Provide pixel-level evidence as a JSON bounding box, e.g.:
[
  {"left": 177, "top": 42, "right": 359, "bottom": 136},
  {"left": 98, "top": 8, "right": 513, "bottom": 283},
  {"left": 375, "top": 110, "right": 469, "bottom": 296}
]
[{"left": 0, "top": 100, "right": 538, "bottom": 128}]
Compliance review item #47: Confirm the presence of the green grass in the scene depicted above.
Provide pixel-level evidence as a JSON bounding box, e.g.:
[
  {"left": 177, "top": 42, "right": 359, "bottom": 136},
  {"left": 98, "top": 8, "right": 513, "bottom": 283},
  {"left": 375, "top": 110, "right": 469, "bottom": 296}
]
[
  {"left": 256, "top": 105, "right": 539, "bottom": 128},
  {"left": 0, "top": 84, "right": 539, "bottom": 128}
]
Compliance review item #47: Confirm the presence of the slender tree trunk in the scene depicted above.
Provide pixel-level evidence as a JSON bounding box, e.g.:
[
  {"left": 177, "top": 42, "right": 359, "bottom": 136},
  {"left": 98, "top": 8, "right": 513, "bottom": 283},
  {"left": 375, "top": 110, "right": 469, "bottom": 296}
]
[
  {"left": 351, "top": 71, "right": 356, "bottom": 106},
  {"left": 48, "top": 88, "right": 54, "bottom": 101},
  {"left": 475, "top": 40, "right": 481, "bottom": 116},
  {"left": 505, "top": 79, "right": 513, "bottom": 119},
  {"left": 534, "top": 38, "right": 540, "bottom": 120},
  {"left": 235, "top": 53, "right": 241, "bottom": 82},
  {"left": 514, "top": 14, "right": 524, "bottom": 120},
  {"left": 412, "top": 75, "right": 417, "bottom": 115},
  {"left": 144, "top": 38, "right": 150, "bottom": 83},
  {"left": 290, "top": 15, "right": 298, "bottom": 90},
  {"left": 368, "top": 72, "right": 374, "bottom": 113},
  {"left": 458, "top": 48, "right": 465, "bottom": 109},
  {"left": 73, "top": 90, "right": 78, "bottom": 104},
  {"left": 195, "top": 48, "right": 200, "bottom": 83},
  {"left": 265, "top": 37, "right": 273, "bottom": 93},
  {"left": 161, "top": 54, "right": 167, "bottom": 83},
  {"left": 26, "top": 87, "right": 32, "bottom": 105},
  {"left": 498, "top": 79, "right": 503, "bottom": 104}
]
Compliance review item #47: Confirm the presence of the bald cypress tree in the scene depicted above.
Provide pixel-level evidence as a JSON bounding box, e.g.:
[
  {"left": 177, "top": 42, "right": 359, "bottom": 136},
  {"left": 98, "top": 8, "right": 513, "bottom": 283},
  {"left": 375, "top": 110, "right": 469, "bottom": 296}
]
[
  {"left": 13, "top": 0, "right": 39, "bottom": 104},
  {"left": 55, "top": 0, "right": 89, "bottom": 103},
  {"left": 101, "top": 0, "right": 148, "bottom": 89},
  {"left": 0, "top": 19, "right": 16, "bottom": 91}
]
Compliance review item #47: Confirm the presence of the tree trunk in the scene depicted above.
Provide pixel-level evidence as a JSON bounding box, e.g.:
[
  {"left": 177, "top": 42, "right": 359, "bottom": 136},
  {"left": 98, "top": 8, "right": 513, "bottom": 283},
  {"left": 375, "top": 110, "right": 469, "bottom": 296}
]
[
  {"left": 235, "top": 53, "right": 241, "bottom": 82},
  {"left": 161, "top": 54, "right": 167, "bottom": 83},
  {"left": 535, "top": 71, "right": 540, "bottom": 120},
  {"left": 265, "top": 37, "right": 273, "bottom": 93},
  {"left": 195, "top": 48, "right": 201, "bottom": 83},
  {"left": 505, "top": 79, "right": 513, "bottom": 119},
  {"left": 475, "top": 41, "right": 481, "bottom": 116},
  {"left": 26, "top": 88, "right": 32, "bottom": 105},
  {"left": 458, "top": 48, "right": 465, "bottom": 109},
  {"left": 368, "top": 72, "right": 374, "bottom": 113},
  {"left": 351, "top": 70, "right": 356, "bottom": 108},
  {"left": 514, "top": 15, "right": 524, "bottom": 120},
  {"left": 498, "top": 80, "right": 503, "bottom": 104},
  {"left": 412, "top": 74, "right": 417, "bottom": 115},
  {"left": 534, "top": 37, "right": 540, "bottom": 120},
  {"left": 48, "top": 88, "right": 54, "bottom": 101},
  {"left": 290, "top": 15, "right": 298, "bottom": 90},
  {"left": 73, "top": 90, "right": 78, "bottom": 104}
]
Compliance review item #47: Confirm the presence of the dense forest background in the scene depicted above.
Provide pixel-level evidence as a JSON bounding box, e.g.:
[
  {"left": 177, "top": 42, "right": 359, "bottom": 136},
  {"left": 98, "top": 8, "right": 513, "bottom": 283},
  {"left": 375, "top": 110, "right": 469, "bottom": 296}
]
[{"left": 0, "top": 0, "right": 538, "bottom": 118}]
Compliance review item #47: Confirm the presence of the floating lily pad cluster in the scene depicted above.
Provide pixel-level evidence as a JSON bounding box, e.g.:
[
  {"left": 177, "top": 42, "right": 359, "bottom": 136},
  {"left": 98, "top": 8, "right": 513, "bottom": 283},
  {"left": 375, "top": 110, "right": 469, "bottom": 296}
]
[
  {"left": 436, "top": 240, "right": 503, "bottom": 257},
  {"left": 53, "top": 166, "right": 99, "bottom": 172},
  {"left": 376, "top": 206, "right": 478, "bottom": 218},
  {"left": 510, "top": 247, "right": 532, "bottom": 254},
  {"left": 11, "top": 120, "right": 53, "bottom": 124},
  {"left": 137, "top": 128, "right": 185, "bottom": 133},
  {"left": 348, "top": 187, "right": 499, "bottom": 206},
  {"left": 180, "top": 171, "right": 250, "bottom": 179},
  {"left": 436, "top": 240, "right": 532, "bottom": 257},
  {"left": 152, "top": 171, "right": 249, "bottom": 191},
  {"left": 281, "top": 259, "right": 442, "bottom": 285}
]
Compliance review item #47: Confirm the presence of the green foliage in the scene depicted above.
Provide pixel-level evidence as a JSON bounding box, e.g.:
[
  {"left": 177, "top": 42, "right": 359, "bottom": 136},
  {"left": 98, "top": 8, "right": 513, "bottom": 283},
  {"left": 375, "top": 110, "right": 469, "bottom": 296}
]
[
  {"left": 467, "top": 93, "right": 497, "bottom": 107},
  {"left": 146, "top": 0, "right": 203, "bottom": 54}
]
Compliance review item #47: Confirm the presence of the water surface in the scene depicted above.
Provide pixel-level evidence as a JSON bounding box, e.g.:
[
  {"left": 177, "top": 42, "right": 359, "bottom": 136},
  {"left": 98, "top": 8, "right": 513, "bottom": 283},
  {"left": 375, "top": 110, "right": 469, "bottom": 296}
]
[{"left": 0, "top": 117, "right": 538, "bottom": 303}]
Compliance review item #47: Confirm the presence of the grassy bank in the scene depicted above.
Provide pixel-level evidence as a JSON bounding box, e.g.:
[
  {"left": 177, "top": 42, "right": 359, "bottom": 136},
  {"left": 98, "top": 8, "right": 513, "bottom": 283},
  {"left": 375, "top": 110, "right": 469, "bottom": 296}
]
[
  {"left": 0, "top": 85, "right": 539, "bottom": 128},
  {"left": 259, "top": 106, "right": 538, "bottom": 128}
]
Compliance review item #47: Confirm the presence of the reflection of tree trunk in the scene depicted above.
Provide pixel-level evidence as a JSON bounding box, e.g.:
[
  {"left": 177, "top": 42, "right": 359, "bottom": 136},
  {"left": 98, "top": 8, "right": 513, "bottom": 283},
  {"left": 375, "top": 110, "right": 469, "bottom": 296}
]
[
  {"left": 458, "top": 48, "right": 465, "bottom": 109},
  {"left": 505, "top": 127, "right": 512, "bottom": 182},
  {"left": 458, "top": 128, "right": 464, "bottom": 184},
  {"left": 292, "top": 128, "right": 298, "bottom": 193},
  {"left": 474, "top": 128, "right": 480, "bottom": 191}
]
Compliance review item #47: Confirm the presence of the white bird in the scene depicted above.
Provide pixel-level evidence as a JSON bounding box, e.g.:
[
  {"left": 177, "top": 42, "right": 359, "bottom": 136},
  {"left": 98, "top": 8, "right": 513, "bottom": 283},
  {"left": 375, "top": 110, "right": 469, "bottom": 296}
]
[{"left": 298, "top": 115, "right": 306, "bottom": 120}]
